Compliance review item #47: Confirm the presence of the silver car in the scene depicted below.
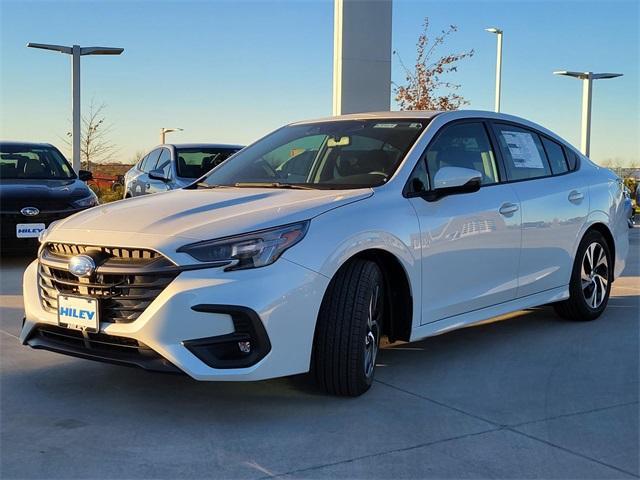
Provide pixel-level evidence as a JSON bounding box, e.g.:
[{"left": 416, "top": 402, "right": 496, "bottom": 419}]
[{"left": 123, "top": 143, "right": 243, "bottom": 197}]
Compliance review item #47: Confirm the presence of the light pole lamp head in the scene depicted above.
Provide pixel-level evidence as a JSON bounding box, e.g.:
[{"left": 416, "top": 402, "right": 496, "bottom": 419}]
[
  {"left": 80, "top": 46, "right": 124, "bottom": 56},
  {"left": 485, "top": 27, "right": 503, "bottom": 34},
  {"left": 27, "top": 43, "right": 124, "bottom": 57},
  {"left": 26, "top": 42, "right": 72, "bottom": 54},
  {"left": 554, "top": 71, "right": 623, "bottom": 80}
]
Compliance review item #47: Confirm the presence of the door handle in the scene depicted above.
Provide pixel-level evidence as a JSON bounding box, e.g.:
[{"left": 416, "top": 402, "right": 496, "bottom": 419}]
[
  {"left": 499, "top": 202, "right": 519, "bottom": 216},
  {"left": 568, "top": 190, "right": 584, "bottom": 203}
]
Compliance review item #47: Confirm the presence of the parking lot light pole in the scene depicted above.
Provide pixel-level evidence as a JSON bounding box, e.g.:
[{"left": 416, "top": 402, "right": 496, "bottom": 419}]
[
  {"left": 160, "top": 128, "right": 183, "bottom": 144},
  {"left": 485, "top": 28, "right": 503, "bottom": 112},
  {"left": 553, "top": 71, "right": 623, "bottom": 157},
  {"left": 26, "top": 43, "right": 124, "bottom": 172}
]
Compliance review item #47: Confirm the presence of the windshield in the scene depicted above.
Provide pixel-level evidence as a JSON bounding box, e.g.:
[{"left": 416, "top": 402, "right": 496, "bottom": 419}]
[
  {"left": 176, "top": 147, "right": 242, "bottom": 178},
  {"left": 0, "top": 144, "right": 75, "bottom": 180},
  {"left": 198, "top": 120, "right": 427, "bottom": 189}
]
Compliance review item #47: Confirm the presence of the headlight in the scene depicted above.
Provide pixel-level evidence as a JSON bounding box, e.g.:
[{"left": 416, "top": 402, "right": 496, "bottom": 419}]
[
  {"left": 72, "top": 190, "right": 99, "bottom": 208},
  {"left": 178, "top": 221, "right": 309, "bottom": 270}
]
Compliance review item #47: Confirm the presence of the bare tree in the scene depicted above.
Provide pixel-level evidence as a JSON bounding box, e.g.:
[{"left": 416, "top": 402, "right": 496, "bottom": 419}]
[
  {"left": 393, "top": 18, "right": 474, "bottom": 111},
  {"left": 130, "top": 150, "right": 146, "bottom": 165},
  {"left": 64, "top": 100, "right": 117, "bottom": 170}
]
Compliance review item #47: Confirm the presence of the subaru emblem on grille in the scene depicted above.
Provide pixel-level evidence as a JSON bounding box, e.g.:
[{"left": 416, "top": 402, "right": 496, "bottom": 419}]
[
  {"left": 20, "top": 207, "right": 40, "bottom": 216},
  {"left": 69, "top": 255, "right": 96, "bottom": 278}
]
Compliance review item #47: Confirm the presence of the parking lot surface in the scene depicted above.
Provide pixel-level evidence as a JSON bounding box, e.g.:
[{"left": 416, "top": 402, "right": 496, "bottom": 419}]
[{"left": 1, "top": 230, "right": 638, "bottom": 479}]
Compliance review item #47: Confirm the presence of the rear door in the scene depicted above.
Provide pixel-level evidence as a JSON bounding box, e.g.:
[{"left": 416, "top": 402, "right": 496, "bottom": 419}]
[
  {"left": 407, "top": 120, "right": 522, "bottom": 323},
  {"left": 490, "top": 122, "right": 588, "bottom": 297}
]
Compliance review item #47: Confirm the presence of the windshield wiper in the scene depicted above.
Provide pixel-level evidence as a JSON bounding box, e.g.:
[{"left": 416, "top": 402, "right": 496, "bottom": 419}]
[
  {"left": 233, "top": 182, "right": 317, "bottom": 190},
  {"left": 195, "top": 182, "right": 234, "bottom": 189}
]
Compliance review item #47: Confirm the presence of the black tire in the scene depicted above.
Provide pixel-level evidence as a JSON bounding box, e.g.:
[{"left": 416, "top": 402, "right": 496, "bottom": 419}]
[
  {"left": 554, "top": 230, "right": 613, "bottom": 321},
  {"left": 312, "top": 259, "right": 385, "bottom": 396}
]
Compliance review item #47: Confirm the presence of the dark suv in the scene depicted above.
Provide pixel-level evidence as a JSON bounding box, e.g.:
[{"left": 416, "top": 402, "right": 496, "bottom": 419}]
[{"left": 0, "top": 142, "right": 97, "bottom": 253}]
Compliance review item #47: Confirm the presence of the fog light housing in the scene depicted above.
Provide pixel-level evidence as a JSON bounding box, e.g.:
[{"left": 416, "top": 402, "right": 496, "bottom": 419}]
[{"left": 183, "top": 305, "right": 270, "bottom": 369}]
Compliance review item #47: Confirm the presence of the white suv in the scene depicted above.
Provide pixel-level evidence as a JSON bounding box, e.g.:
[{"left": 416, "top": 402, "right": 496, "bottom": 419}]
[{"left": 22, "top": 111, "right": 629, "bottom": 396}]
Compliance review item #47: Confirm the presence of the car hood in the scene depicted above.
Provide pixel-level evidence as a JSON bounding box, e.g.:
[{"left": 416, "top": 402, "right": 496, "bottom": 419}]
[
  {"left": 0, "top": 179, "right": 91, "bottom": 210},
  {"left": 50, "top": 187, "right": 372, "bottom": 242}
]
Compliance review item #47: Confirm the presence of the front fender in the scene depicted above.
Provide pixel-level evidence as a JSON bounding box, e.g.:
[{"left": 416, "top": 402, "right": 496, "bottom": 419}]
[{"left": 283, "top": 192, "right": 422, "bottom": 330}]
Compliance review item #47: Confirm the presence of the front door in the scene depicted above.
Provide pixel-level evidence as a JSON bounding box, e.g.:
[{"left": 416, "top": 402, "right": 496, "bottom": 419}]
[
  {"left": 146, "top": 148, "right": 172, "bottom": 194},
  {"left": 136, "top": 148, "right": 162, "bottom": 195},
  {"left": 408, "top": 121, "right": 522, "bottom": 323}
]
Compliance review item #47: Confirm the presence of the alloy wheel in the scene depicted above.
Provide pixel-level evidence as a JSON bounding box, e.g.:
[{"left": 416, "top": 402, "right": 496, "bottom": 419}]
[
  {"left": 581, "top": 242, "right": 609, "bottom": 309},
  {"left": 364, "top": 284, "right": 382, "bottom": 378}
]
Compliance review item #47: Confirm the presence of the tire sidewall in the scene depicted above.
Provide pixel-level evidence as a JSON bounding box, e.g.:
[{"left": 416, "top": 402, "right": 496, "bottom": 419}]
[{"left": 358, "top": 266, "right": 384, "bottom": 390}]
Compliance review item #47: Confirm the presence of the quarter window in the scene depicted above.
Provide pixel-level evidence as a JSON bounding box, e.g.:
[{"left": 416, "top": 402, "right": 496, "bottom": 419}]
[
  {"left": 425, "top": 122, "right": 499, "bottom": 186},
  {"left": 406, "top": 157, "right": 430, "bottom": 194},
  {"left": 494, "top": 124, "right": 552, "bottom": 181},
  {"left": 566, "top": 149, "right": 579, "bottom": 171},
  {"left": 541, "top": 137, "right": 568, "bottom": 175}
]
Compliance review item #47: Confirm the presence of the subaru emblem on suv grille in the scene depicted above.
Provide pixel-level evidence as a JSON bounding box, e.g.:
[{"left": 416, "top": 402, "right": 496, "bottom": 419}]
[
  {"left": 20, "top": 207, "right": 40, "bottom": 216},
  {"left": 69, "top": 255, "right": 96, "bottom": 278}
]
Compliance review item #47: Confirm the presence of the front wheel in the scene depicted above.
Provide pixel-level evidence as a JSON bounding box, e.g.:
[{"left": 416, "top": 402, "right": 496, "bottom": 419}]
[
  {"left": 554, "top": 230, "right": 612, "bottom": 321},
  {"left": 312, "top": 259, "right": 385, "bottom": 396}
]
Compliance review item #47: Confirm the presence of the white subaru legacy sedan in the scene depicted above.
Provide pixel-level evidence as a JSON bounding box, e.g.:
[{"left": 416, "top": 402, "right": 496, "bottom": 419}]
[{"left": 21, "top": 110, "right": 629, "bottom": 396}]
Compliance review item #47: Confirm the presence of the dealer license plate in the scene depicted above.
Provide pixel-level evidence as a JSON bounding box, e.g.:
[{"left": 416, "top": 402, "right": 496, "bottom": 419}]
[
  {"left": 16, "top": 223, "right": 45, "bottom": 238},
  {"left": 57, "top": 295, "right": 99, "bottom": 332}
]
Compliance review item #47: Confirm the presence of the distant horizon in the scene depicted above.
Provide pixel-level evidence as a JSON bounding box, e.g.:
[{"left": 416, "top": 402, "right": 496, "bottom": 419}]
[{"left": 1, "top": 0, "right": 638, "bottom": 167}]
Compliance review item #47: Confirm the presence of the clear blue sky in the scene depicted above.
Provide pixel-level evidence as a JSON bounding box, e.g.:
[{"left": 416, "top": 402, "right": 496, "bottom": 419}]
[{"left": 1, "top": 0, "right": 638, "bottom": 166}]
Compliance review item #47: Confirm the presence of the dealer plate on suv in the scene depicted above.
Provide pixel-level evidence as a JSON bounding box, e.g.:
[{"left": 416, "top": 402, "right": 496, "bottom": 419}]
[
  {"left": 16, "top": 223, "right": 45, "bottom": 238},
  {"left": 57, "top": 295, "right": 99, "bottom": 332}
]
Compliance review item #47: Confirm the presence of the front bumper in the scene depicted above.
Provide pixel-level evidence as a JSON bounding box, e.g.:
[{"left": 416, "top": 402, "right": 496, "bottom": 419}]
[{"left": 21, "top": 258, "right": 329, "bottom": 381}]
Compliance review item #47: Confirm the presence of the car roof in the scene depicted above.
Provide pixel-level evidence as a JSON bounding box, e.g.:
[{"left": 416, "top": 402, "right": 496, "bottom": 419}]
[
  {"left": 0, "top": 141, "right": 55, "bottom": 148},
  {"left": 290, "top": 111, "right": 443, "bottom": 125},
  {"left": 165, "top": 143, "right": 244, "bottom": 149},
  {"left": 288, "top": 110, "right": 578, "bottom": 152}
]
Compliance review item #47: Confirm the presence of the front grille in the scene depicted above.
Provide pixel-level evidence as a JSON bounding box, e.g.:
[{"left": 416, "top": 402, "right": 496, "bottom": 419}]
[
  {"left": 1, "top": 199, "right": 73, "bottom": 211},
  {"left": 1, "top": 212, "right": 78, "bottom": 239},
  {"left": 37, "top": 324, "right": 143, "bottom": 352},
  {"left": 38, "top": 243, "right": 179, "bottom": 324},
  {"left": 27, "top": 324, "right": 180, "bottom": 373},
  {"left": 46, "top": 242, "right": 160, "bottom": 261}
]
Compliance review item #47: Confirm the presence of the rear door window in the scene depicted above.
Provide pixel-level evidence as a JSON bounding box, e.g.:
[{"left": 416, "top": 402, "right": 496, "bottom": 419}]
[{"left": 493, "top": 124, "right": 552, "bottom": 181}]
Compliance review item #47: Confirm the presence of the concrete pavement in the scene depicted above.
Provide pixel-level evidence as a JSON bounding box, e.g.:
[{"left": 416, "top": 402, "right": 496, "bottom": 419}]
[{"left": 1, "top": 230, "right": 638, "bottom": 479}]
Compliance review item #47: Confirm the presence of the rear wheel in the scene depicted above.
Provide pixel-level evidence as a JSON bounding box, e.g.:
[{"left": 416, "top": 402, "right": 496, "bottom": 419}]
[
  {"left": 312, "top": 259, "right": 384, "bottom": 396},
  {"left": 554, "top": 230, "right": 612, "bottom": 321}
]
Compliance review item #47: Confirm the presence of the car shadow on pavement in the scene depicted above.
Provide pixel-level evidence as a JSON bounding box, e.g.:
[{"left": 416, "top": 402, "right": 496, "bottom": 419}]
[{"left": 4, "top": 298, "right": 636, "bottom": 404}]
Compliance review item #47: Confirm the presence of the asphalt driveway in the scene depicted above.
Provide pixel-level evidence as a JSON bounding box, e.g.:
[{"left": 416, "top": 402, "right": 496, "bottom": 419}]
[{"left": 1, "top": 229, "right": 638, "bottom": 479}]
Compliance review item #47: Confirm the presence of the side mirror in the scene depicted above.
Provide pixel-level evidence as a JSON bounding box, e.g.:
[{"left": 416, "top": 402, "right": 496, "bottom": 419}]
[
  {"left": 149, "top": 169, "right": 170, "bottom": 182},
  {"left": 424, "top": 166, "right": 482, "bottom": 201},
  {"left": 78, "top": 170, "right": 93, "bottom": 181}
]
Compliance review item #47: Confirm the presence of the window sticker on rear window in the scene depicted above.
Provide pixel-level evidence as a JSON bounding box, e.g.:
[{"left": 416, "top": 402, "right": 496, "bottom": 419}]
[
  {"left": 502, "top": 131, "right": 545, "bottom": 169},
  {"left": 373, "top": 123, "right": 398, "bottom": 129}
]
